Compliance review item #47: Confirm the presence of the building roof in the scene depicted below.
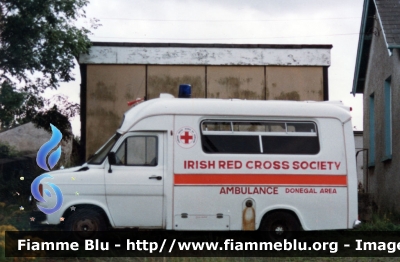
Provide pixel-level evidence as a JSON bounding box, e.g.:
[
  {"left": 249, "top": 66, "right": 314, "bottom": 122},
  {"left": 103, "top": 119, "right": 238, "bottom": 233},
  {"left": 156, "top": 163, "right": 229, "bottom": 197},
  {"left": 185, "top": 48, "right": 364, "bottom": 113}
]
[
  {"left": 79, "top": 42, "right": 332, "bottom": 66},
  {"left": 376, "top": 0, "right": 400, "bottom": 48},
  {"left": 89, "top": 42, "right": 333, "bottom": 49},
  {"left": 352, "top": 0, "right": 400, "bottom": 95}
]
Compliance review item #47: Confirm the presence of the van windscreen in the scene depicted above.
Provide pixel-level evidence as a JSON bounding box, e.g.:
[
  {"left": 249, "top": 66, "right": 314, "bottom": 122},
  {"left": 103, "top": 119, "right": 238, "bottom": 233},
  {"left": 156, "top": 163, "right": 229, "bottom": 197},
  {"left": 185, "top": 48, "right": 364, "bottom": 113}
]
[{"left": 87, "top": 133, "right": 121, "bottom": 164}]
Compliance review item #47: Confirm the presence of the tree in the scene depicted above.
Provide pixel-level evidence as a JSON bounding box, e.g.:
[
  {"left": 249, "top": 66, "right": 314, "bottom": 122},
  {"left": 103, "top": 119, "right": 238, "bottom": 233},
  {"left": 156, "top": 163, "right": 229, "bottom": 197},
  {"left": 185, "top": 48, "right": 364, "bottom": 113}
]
[
  {"left": 0, "top": 0, "right": 91, "bottom": 86},
  {"left": 0, "top": 0, "right": 95, "bottom": 136},
  {"left": 0, "top": 81, "right": 25, "bottom": 128}
]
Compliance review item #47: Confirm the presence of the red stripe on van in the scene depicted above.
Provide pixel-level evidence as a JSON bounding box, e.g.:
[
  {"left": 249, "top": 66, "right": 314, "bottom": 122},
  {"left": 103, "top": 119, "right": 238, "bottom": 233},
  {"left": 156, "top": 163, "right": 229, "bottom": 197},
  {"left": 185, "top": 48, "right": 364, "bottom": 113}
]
[{"left": 174, "top": 174, "right": 347, "bottom": 186}]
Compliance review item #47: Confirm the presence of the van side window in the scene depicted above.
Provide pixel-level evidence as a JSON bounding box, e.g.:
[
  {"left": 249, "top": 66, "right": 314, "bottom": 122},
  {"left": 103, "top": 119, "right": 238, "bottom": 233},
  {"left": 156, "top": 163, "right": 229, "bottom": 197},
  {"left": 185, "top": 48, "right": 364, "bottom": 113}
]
[
  {"left": 115, "top": 136, "right": 158, "bottom": 166},
  {"left": 201, "top": 121, "right": 319, "bottom": 155}
]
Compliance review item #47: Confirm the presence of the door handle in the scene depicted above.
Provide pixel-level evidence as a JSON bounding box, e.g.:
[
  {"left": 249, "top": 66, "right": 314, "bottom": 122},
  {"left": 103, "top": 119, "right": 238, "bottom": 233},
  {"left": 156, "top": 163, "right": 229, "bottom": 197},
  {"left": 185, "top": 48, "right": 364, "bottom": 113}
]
[{"left": 149, "top": 175, "right": 162, "bottom": 180}]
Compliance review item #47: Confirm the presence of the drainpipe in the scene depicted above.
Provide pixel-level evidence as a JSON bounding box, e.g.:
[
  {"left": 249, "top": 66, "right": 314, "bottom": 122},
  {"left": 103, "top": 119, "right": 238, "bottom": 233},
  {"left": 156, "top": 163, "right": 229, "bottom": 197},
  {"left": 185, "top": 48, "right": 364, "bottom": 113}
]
[{"left": 356, "top": 148, "right": 369, "bottom": 193}]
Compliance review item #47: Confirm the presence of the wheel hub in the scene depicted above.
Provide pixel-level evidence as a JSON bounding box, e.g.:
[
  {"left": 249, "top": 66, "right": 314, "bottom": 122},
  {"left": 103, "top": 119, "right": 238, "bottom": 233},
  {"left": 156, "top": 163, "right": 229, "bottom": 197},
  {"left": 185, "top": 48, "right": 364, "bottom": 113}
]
[
  {"left": 275, "top": 226, "right": 284, "bottom": 235},
  {"left": 75, "top": 218, "right": 96, "bottom": 231}
]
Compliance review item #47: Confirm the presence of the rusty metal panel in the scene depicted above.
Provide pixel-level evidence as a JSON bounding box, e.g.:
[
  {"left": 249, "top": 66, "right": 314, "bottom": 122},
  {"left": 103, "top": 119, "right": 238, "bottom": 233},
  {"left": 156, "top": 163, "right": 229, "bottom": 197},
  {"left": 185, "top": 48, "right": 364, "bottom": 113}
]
[
  {"left": 242, "top": 199, "right": 256, "bottom": 231},
  {"left": 86, "top": 65, "right": 146, "bottom": 158},
  {"left": 80, "top": 46, "right": 331, "bottom": 66},
  {"left": 147, "top": 66, "right": 205, "bottom": 99},
  {"left": 207, "top": 66, "right": 265, "bottom": 99},
  {"left": 266, "top": 66, "right": 324, "bottom": 101}
]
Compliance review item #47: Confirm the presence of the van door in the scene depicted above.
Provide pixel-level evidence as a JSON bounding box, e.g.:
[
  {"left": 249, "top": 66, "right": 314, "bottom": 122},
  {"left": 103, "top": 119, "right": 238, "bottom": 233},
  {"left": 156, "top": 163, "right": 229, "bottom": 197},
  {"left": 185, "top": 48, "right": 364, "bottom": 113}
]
[{"left": 105, "top": 132, "right": 164, "bottom": 228}]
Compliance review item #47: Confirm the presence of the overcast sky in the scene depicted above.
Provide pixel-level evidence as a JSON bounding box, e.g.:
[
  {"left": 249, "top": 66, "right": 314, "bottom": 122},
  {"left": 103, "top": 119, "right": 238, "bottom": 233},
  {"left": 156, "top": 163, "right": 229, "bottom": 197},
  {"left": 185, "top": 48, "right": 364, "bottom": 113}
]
[{"left": 45, "top": 0, "right": 365, "bottom": 136}]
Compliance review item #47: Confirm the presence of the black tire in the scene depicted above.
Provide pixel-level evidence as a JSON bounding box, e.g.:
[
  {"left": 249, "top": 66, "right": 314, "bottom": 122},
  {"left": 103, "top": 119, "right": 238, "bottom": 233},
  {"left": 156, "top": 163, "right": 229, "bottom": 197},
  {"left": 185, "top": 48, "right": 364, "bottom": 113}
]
[
  {"left": 65, "top": 209, "right": 107, "bottom": 239},
  {"left": 261, "top": 211, "right": 300, "bottom": 241}
]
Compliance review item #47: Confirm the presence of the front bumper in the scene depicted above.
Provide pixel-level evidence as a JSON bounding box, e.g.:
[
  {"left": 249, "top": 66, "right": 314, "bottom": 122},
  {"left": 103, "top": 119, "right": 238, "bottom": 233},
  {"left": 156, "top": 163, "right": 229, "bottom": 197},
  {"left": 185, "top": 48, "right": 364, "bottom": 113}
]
[
  {"left": 28, "top": 195, "right": 47, "bottom": 227},
  {"left": 29, "top": 208, "right": 47, "bottom": 227}
]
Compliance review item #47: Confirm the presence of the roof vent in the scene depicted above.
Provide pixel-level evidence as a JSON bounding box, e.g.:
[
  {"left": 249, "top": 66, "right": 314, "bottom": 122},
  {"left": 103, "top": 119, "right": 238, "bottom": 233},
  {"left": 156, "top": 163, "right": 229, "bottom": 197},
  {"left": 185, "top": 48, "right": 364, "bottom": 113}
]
[{"left": 160, "top": 93, "right": 174, "bottom": 99}]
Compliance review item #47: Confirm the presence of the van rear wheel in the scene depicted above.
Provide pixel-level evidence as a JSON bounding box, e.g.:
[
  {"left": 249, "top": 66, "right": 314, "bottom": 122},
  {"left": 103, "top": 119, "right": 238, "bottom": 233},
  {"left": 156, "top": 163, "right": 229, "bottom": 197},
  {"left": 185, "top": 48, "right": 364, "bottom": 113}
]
[
  {"left": 65, "top": 209, "right": 107, "bottom": 238},
  {"left": 261, "top": 211, "right": 300, "bottom": 241}
]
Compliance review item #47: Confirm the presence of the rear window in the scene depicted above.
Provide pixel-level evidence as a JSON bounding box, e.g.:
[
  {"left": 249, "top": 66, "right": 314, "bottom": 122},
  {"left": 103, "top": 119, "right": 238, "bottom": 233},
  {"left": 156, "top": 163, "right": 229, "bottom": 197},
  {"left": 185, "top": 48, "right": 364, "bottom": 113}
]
[{"left": 201, "top": 120, "right": 319, "bottom": 155}]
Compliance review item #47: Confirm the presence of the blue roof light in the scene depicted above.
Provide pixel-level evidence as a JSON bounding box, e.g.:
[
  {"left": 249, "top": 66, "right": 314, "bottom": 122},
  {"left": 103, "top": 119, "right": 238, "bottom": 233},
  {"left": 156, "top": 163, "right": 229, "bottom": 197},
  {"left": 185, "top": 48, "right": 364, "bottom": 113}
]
[{"left": 178, "top": 84, "right": 191, "bottom": 98}]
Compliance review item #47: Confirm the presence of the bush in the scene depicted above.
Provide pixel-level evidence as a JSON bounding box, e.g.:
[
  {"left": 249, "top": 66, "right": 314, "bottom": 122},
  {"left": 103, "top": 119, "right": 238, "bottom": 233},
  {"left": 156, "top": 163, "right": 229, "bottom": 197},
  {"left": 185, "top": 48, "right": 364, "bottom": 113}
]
[
  {"left": 0, "top": 142, "right": 42, "bottom": 203},
  {"left": 356, "top": 212, "right": 400, "bottom": 231},
  {"left": 0, "top": 142, "right": 19, "bottom": 158}
]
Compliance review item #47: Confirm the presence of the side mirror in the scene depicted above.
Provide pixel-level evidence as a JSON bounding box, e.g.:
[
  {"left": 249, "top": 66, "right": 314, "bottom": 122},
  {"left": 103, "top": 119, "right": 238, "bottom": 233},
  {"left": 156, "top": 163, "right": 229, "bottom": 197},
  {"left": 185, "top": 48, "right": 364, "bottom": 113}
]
[
  {"left": 107, "top": 152, "right": 116, "bottom": 173},
  {"left": 108, "top": 152, "right": 116, "bottom": 165}
]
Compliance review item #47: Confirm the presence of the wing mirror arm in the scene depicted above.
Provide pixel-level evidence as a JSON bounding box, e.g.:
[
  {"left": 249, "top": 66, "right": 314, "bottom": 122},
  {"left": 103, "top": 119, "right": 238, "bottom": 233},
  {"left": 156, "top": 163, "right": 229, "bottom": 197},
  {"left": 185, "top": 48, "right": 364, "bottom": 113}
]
[{"left": 108, "top": 152, "right": 116, "bottom": 173}]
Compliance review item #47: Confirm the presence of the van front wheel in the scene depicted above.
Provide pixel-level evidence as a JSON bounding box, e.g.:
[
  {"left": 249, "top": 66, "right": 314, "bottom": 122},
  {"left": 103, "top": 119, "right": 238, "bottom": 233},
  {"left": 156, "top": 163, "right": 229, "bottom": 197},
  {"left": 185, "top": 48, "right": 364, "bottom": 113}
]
[
  {"left": 65, "top": 209, "right": 107, "bottom": 236},
  {"left": 261, "top": 211, "right": 300, "bottom": 241}
]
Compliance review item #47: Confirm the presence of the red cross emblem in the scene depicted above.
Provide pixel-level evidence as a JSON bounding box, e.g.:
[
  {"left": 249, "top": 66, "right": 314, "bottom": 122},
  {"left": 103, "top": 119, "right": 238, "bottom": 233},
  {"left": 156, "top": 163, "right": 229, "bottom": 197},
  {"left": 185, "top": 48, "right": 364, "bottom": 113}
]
[
  {"left": 177, "top": 127, "right": 197, "bottom": 149},
  {"left": 180, "top": 131, "right": 193, "bottom": 144}
]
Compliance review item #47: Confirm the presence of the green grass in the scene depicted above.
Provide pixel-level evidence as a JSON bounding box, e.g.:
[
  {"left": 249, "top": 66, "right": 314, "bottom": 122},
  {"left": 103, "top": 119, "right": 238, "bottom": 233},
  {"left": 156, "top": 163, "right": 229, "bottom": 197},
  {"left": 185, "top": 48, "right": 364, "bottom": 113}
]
[
  {"left": 1, "top": 256, "right": 400, "bottom": 262},
  {"left": 2, "top": 201, "right": 400, "bottom": 261},
  {"left": 356, "top": 213, "right": 400, "bottom": 231},
  {"left": 0, "top": 199, "right": 32, "bottom": 231}
]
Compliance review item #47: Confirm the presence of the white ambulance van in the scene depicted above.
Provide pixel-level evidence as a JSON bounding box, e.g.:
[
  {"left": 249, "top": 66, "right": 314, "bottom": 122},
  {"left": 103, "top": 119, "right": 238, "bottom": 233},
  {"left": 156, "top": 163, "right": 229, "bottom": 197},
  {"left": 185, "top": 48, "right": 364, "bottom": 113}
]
[{"left": 33, "top": 90, "right": 359, "bottom": 237}]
